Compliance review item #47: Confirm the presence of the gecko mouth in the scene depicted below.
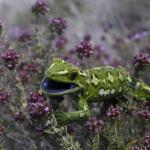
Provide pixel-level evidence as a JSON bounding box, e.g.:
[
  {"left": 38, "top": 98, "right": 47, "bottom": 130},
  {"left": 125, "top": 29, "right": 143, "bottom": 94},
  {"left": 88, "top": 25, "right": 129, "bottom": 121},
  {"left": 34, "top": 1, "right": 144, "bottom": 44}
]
[{"left": 41, "top": 77, "right": 77, "bottom": 94}]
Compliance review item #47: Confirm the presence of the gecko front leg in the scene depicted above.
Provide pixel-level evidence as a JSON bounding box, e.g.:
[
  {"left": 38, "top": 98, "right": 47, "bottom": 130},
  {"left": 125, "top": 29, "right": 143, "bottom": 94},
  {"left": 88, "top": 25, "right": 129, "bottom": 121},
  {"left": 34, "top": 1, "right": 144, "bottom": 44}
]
[{"left": 55, "top": 98, "right": 90, "bottom": 125}]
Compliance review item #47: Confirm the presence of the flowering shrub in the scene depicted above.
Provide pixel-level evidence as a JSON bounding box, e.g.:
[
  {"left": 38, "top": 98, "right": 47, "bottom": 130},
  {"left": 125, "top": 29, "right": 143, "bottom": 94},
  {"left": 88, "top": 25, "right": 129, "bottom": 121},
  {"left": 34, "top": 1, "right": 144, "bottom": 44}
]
[
  {"left": 1, "top": 49, "right": 20, "bottom": 70},
  {"left": 18, "top": 30, "right": 32, "bottom": 43},
  {"left": 106, "top": 105, "right": 122, "bottom": 118},
  {"left": 0, "top": 90, "right": 11, "bottom": 104},
  {"left": 0, "top": 0, "right": 150, "bottom": 150},
  {"left": 31, "top": 0, "right": 49, "bottom": 15},
  {"left": 85, "top": 117, "right": 103, "bottom": 135},
  {"left": 28, "top": 91, "right": 50, "bottom": 119},
  {"left": 49, "top": 17, "right": 67, "bottom": 36}
]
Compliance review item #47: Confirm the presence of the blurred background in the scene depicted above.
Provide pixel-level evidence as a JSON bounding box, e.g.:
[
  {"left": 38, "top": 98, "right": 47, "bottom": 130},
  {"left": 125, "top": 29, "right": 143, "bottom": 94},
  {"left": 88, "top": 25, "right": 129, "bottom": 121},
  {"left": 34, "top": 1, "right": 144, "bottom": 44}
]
[{"left": 1, "top": 0, "right": 150, "bottom": 53}]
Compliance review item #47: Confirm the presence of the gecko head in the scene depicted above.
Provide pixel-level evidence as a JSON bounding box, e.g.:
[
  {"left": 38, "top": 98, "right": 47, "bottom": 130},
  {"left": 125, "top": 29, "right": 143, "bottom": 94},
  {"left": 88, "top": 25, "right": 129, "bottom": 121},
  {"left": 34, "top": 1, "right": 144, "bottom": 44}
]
[{"left": 41, "top": 58, "right": 84, "bottom": 96}]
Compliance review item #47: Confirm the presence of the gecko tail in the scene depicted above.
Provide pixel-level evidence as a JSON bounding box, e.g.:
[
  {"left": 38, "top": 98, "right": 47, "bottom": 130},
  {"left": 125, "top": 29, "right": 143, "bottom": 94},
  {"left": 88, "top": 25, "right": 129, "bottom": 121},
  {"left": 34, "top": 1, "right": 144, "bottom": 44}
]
[{"left": 133, "top": 81, "right": 150, "bottom": 101}]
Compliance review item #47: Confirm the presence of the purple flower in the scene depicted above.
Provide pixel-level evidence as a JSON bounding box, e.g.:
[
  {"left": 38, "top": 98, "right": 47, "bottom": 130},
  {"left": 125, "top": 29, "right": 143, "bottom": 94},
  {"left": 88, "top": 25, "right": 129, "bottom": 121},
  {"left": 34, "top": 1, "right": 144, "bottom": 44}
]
[
  {"left": 1, "top": 49, "right": 20, "bottom": 70},
  {"left": 28, "top": 102, "right": 50, "bottom": 119},
  {"left": 28, "top": 91, "right": 51, "bottom": 119},
  {"left": 19, "top": 70, "right": 31, "bottom": 83},
  {"left": 18, "top": 30, "right": 32, "bottom": 43},
  {"left": 85, "top": 117, "right": 103, "bottom": 134},
  {"left": 29, "top": 91, "right": 46, "bottom": 103},
  {"left": 0, "top": 90, "right": 11, "bottom": 104},
  {"left": 23, "top": 63, "right": 38, "bottom": 73},
  {"left": 49, "top": 17, "right": 67, "bottom": 35},
  {"left": 138, "top": 110, "right": 150, "bottom": 120},
  {"left": 143, "top": 134, "right": 150, "bottom": 148},
  {"left": 75, "top": 41, "right": 94, "bottom": 58},
  {"left": 14, "top": 112, "right": 25, "bottom": 122},
  {"left": 67, "top": 124, "right": 76, "bottom": 135},
  {"left": 106, "top": 105, "right": 122, "bottom": 118},
  {"left": 32, "top": 0, "right": 49, "bottom": 15},
  {"left": 19, "top": 63, "right": 38, "bottom": 83},
  {"left": 141, "top": 46, "right": 150, "bottom": 55},
  {"left": 55, "top": 36, "right": 67, "bottom": 49},
  {"left": 133, "top": 134, "right": 150, "bottom": 150},
  {"left": 133, "top": 52, "right": 150, "bottom": 71}
]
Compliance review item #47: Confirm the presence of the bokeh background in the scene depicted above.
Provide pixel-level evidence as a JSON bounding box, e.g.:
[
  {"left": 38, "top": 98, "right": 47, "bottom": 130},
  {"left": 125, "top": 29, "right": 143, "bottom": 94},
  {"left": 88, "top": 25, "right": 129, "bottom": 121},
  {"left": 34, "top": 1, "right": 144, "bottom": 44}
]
[{"left": 1, "top": 0, "right": 150, "bottom": 57}]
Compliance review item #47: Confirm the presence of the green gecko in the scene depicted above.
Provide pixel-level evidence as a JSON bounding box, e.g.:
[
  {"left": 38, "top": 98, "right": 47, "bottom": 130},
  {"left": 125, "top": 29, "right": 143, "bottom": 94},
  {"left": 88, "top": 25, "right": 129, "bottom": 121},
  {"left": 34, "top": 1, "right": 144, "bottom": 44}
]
[{"left": 41, "top": 58, "right": 150, "bottom": 125}]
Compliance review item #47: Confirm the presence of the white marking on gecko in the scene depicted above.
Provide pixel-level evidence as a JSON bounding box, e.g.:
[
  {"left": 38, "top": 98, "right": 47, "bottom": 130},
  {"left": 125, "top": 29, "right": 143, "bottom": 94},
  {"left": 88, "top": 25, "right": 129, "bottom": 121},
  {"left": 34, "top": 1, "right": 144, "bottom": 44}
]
[{"left": 58, "top": 70, "right": 68, "bottom": 75}]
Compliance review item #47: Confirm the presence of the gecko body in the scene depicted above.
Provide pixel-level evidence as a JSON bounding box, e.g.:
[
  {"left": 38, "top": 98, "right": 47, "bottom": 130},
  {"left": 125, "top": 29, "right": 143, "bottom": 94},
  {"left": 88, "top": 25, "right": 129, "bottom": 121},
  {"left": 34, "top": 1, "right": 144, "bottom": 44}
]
[{"left": 41, "top": 58, "right": 150, "bottom": 124}]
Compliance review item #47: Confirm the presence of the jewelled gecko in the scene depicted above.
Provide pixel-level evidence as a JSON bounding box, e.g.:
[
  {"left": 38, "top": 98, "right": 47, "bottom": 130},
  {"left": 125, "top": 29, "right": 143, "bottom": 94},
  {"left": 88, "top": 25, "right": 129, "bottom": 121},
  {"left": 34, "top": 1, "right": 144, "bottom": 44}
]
[{"left": 41, "top": 58, "right": 150, "bottom": 124}]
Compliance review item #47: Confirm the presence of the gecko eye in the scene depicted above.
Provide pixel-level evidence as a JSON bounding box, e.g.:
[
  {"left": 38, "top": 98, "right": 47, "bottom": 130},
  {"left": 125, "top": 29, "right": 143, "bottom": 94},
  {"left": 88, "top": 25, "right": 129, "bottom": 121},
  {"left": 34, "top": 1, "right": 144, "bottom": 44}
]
[{"left": 70, "top": 72, "right": 78, "bottom": 80}]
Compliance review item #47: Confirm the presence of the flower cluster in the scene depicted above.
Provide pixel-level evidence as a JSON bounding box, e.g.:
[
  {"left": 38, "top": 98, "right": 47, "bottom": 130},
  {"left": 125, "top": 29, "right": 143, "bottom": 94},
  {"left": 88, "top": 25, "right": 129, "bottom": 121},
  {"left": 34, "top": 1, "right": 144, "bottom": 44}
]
[
  {"left": 28, "top": 91, "right": 51, "bottom": 119},
  {"left": 18, "top": 30, "right": 32, "bottom": 43},
  {"left": 67, "top": 124, "right": 76, "bottom": 135},
  {"left": 0, "top": 90, "right": 11, "bottom": 104},
  {"left": 19, "top": 70, "right": 31, "bottom": 82},
  {"left": 106, "top": 105, "right": 122, "bottom": 118},
  {"left": 75, "top": 41, "right": 94, "bottom": 58},
  {"left": 1, "top": 49, "right": 20, "bottom": 70},
  {"left": 143, "top": 135, "right": 150, "bottom": 149},
  {"left": 49, "top": 17, "right": 67, "bottom": 35},
  {"left": 133, "top": 52, "right": 150, "bottom": 72},
  {"left": 138, "top": 110, "right": 150, "bottom": 120},
  {"left": 32, "top": 0, "right": 49, "bottom": 15},
  {"left": 133, "top": 134, "right": 150, "bottom": 150},
  {"left": 23, "top": 63, "right": 38, "bottom": 72},
  {"left": 0, "top": 124, "right": 5, "bottom": 135},
  {"left": 55, "top": 36, "right": 67, "bottom": 49},
  {"left": 14, "top": 112, "right": 25, "bottom": 122},
  {"left": 85, "top": 117, "right": 103, "bottom": 134},
  {"left": 19, "top": 63, "right": 38, "bottom": 82}
]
